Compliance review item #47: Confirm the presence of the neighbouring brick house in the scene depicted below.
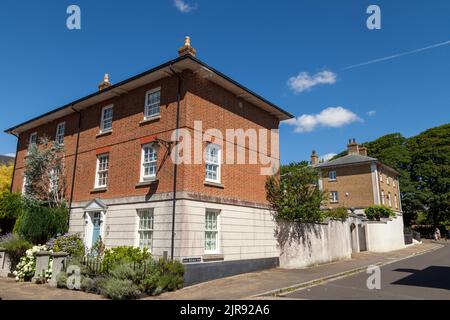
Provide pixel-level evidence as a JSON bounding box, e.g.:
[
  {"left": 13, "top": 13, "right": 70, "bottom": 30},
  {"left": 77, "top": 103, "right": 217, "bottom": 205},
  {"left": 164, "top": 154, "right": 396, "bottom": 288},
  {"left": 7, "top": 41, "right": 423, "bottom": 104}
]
[
  {"left": 311, "top": 139, "right": 402, "bottom": 215},
  {"left": 5, "top": 38, "right": 293, "bottom": 283}
]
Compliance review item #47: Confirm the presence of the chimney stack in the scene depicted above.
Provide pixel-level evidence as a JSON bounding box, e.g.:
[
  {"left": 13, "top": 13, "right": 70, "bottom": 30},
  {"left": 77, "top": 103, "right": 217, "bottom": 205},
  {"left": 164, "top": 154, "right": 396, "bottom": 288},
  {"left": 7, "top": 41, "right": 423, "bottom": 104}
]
[
  {"left": 311, "top": 150, "right": 319, "bottom": 165},
  {"left": 178, "top": 36, "right": 196, "bottom": 57},
  {"left": 359, "top": 146, "right": 368, "bottom": 156},
  {"left": 347, "top": 138, "right": 359, "bottom": 155},
  {"left": 98, "top": 73, "right": 111, "bottom": 91}
]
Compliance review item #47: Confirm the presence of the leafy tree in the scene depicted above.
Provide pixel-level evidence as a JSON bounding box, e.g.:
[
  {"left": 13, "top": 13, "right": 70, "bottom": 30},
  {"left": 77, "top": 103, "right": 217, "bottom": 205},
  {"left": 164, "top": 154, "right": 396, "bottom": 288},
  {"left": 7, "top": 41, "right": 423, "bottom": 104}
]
[
  {"left": 0, "top": 191, "right": 23, "bottom": 234},
  {"left": 365, "top": 205, "right": 395, "bottom": 221},
  {"left": 266, "top": 161, "right": 325, "bottom": 222},
  {"left": 24, "top": 137, "right": 66, "bottom": 207},
  {"left": 0, "top": 164, "right": 13, "bottom": 194},
  {"left": 407, "top": 124, "right": 450, "bottom": 226}
]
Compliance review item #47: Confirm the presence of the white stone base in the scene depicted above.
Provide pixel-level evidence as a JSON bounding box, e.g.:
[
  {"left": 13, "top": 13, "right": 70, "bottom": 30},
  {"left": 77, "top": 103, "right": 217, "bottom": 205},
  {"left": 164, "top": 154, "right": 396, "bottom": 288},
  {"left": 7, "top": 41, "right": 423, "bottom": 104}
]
[{"left": 69, "top": 197, "right": 279, "bottom": 262}]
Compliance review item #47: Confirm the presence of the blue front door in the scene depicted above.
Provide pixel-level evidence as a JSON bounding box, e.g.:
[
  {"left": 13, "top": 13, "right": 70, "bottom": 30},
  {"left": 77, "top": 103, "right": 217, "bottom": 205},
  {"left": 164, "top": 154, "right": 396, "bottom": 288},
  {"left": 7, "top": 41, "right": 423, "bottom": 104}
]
[{"left": 91, "top": 212, "right": 101, "bottom": 245}]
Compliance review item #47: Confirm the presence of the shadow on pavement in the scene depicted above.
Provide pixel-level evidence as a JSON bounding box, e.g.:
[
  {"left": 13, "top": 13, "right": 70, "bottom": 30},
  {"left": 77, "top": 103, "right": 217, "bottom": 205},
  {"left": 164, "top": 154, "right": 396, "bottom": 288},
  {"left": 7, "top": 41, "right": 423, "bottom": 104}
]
[{"left": 392, "top": 266, "right": 450, "bottom": 291}]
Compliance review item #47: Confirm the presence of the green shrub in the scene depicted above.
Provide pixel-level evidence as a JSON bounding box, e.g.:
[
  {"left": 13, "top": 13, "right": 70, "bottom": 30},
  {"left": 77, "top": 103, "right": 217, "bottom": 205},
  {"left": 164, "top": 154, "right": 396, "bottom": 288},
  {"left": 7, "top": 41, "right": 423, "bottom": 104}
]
[
  {"left": 15, "top": 200, "right": 68, "bottom": 244},
  {"left": 101, "top": 246, "right": 150, "bottom": 272},
  {"left": 80, "top": 276, "right": 96, "bottom": 293},
  {"left": 323, "top": 207, "right": 349, "bottom": 220},
  {"left": 0, "top": 233, "right": 32, "bottom": 271},
  {"left": 365, "top": 205, "right": 395, "bottom": 221},
  {"left": 56, "top": 271, "right": 68, "bottom": 288},
  {"left": 98, "top": 278, "right": 142, "bottom": 300},
  {"left": 108, "top": 262, "right": 145, "bottom": 284},
  {"left": 0, "top": 191, "right": 23, "bottom": 234},
  {"left": 53, "top": 233, "right": 84, "bottom": 258}
]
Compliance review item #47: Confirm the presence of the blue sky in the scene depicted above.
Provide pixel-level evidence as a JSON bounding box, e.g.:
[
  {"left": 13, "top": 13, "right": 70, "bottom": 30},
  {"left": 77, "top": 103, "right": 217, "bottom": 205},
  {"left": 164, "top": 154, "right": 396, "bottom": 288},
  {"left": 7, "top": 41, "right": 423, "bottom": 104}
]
[{"left": 0, "top": 0, "right": 449, "bottom": 163}]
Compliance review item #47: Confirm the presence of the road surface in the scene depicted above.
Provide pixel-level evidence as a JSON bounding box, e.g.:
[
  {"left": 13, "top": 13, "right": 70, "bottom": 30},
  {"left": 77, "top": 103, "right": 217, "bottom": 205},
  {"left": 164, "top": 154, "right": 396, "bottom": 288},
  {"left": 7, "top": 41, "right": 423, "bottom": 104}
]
[{"left": 285, "top": 242, "right": 450, "bottom": 300}]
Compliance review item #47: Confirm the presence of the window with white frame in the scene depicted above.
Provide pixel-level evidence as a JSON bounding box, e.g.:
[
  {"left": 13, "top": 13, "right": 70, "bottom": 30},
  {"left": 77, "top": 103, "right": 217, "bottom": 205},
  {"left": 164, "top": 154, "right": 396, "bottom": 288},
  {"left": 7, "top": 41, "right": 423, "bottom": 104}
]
[
  {"left": 95, "top": 154, "right": 109, "bottom": 188},
  {"left": 381, "top": 190, "right": 385, "bottom": 205},
  {"left": 387, "top": 192, "right": 392, "bottom": 207},
  {"left": 205, "top": 210, "right": 219, "bottom": 253},
  {"left": 330, "top": 191, "right": 339, "bottom": 203},
  {"left": 55, "top": 122, "right": 65, "bottom": 145},
  {"left": 137, "top": 209, "right": 153, "bottom": 250},
  {"left": 205, "top": 144, "right": 221, "bottom": 183},
  {"left": 140, "top": 144, "right": 157, "bottom": 181},
  {"left": 393, "top": 179, "right": 396, "bottom": 187},
  {"left": 394, "top": 194, "right": 398, "bottom": 209},
  {"left": 100, "top": 105, "right": 113, "bottom": 132},
  {"left": 144, "top": 88, "right": 161, "bottom": 119},
  {"left": 29, "top": 132, "right": 37, "bottom": 148},
  {"left": 386, "top": 176, "right": 390, "bottom": 185},
  {"left": 328, "top": 171, "right": 337, "bottom": 181},
  {"left": 379, "top": 169, "right": 383, "bottom": 181}
]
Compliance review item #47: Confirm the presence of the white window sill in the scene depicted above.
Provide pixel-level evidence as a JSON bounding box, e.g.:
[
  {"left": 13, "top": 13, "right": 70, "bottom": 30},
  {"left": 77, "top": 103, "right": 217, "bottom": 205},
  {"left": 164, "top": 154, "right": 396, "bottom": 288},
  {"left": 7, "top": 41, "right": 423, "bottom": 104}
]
[
  {"left": 91, "top": 187, "right": 107, "bottom": 193},
  {"left": 330, "top": 201, "right": 339, "bottom": 204},
  {"left": 202, "top": 253, "right": 224, "bottom": 262},
  {"left": 96, "top": 130, "right": 112, "bottom": 138},
  {"left": 328, "top": 179, "right": 337, "bottom": 182},
  {"left": 140, "top": 115, "right": 161, "bottom": 125},
  {"left": 204, "top": 180, "right": 224, "bottom": 188},
  {"left": 136, "top": 178, "right": 158, "bottom": 187}
]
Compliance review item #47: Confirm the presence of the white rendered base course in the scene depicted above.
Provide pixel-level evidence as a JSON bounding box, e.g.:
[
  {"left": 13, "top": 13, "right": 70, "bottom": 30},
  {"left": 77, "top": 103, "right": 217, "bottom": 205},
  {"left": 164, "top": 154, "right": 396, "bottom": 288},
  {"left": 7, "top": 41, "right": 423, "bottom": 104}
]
[{"left": 69, "top": 194, "right": 279, "bottom": 263}]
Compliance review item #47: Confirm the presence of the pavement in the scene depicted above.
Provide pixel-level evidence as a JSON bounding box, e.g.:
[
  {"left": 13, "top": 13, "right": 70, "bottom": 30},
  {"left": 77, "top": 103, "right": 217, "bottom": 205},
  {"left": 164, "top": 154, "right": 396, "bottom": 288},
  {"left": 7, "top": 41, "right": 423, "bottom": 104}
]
[
  {"left": 284, "top": 241, "right": 450, "bottom": 300},
  {"left": 0, "top": 241, "right": 442, "bottom": 300}
]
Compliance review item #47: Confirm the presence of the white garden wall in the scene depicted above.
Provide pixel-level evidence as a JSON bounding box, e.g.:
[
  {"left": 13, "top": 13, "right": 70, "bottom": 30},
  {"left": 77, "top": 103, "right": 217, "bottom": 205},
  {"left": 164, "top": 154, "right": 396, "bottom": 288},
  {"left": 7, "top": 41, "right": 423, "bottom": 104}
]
[
  {"left": 278, "top": 219, "right": 352, "bottom": 269},
  {"left": 365, "top": 214, "right": 405, "bottom": 252}
]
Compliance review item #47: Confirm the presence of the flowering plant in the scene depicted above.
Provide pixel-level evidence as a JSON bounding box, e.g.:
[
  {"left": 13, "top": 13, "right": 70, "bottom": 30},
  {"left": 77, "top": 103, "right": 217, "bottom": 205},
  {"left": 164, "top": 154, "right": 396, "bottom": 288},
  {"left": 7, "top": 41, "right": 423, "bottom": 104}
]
[{"left": 13, "top": 245, "right": 53, "bottom": 282}]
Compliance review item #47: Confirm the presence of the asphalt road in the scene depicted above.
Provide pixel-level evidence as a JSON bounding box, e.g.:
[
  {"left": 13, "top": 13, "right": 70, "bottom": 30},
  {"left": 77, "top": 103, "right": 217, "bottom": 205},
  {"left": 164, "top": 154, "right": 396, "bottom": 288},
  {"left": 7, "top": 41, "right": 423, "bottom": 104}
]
[{"left": 285, "top": 243, "right": 450, "bottom": 300}]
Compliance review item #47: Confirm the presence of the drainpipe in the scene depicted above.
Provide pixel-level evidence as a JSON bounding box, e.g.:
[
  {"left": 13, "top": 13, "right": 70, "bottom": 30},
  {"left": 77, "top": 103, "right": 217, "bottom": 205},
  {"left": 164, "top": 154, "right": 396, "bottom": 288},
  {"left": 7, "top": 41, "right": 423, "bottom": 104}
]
[
  {"left": 169, "top": 65, "right": 182, "bottom": 261},
  {"left": 9, "top": 132, "right": 19, "bottom": 193},
  {"left": 68, "top": 106, "right": 82, "bottom": 225}
]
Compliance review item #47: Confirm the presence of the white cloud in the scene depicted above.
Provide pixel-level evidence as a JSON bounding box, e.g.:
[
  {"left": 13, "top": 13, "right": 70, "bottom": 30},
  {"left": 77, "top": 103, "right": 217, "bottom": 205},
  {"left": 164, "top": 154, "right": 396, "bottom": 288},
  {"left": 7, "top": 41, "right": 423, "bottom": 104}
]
[
  {"left": 4, "top": 153, "right": 15, "bottom": 157},
  {"left": 285, "top": 106, "right": 362, "bottom": 133},
  {"left": 174, "top": 0, "right": 195, "bottom": 13},
  {"left": 287, "top": 70, "right": 337, "bottom": 93},
  {"left": 367, "top": 110, "right": 376, "bottom": 116},
  {"left": 320, "top": 153, "right": 337, "bottom": 162}
]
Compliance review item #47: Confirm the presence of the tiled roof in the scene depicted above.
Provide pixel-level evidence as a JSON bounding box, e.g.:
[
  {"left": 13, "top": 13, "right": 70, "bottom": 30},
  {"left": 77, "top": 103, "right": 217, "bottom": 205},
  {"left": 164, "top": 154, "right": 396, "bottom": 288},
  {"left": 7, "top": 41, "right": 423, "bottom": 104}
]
[{"left": 314, "top": 154, "right": 377, "bottom": 168}]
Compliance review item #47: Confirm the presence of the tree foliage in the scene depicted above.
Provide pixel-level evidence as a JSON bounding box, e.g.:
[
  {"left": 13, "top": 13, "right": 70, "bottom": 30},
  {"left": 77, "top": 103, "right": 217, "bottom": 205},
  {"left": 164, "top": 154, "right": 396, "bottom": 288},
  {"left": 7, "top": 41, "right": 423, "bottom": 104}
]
[
  {"left": 24, "top": 137, "right": 66, "bottom": 207},
  {"left": 0, "top": 164, "right": 13, "bottom": 194},
  {"left": 365, "top": 205, "right": 395, "bottom": 221},
  {"left": 0, "top": 191, "right": 23, "bottom": 234},
  {"left": 266, "top": 161, "right": 325, "bottom": 222}
]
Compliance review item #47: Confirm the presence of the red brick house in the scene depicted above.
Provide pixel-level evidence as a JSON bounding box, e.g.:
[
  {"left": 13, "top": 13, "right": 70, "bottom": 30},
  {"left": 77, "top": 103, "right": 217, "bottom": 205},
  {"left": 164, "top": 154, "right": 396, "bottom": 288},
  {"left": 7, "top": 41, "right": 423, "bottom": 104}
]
[{"left": 5, "top": 38, "right": 293, "bottom": 283}]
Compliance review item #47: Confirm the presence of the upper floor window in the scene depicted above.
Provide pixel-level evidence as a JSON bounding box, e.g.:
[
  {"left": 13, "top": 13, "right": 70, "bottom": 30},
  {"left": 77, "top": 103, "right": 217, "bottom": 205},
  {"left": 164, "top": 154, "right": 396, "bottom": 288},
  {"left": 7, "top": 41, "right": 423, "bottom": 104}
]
[
  {"left": 100, "top": 105, "right": 113, "bottom": 133},
  {"left": 387, "top": 192, "right": 392, "bottom": 207},
  {"left": 140, "top": 144, "right": 157, "bottom": 181},
  {"left": 55, "top": 122, "right": 65, "bottom": 145},
  {"left": 28, "top": 132, "right": 37, "bottom": 148},
  {"left": 95, "top": 154, "right": 109, "bottom": 188},
  {"left": 381, "top": 190, "right": 385, "bottom": 205},
  {"left": 394, "top": 194, "right": 398, "bottom": 209},
  {"left": 379, "top": 169, "right": 383, "bottom": 182},
  {"left": 205, "top": 210, "right": 219, "bottom": 253},
  {"left": 393, "top": 179, "right": 396, "bottom": 187},
  {"left": 144, "top": 88, "right": 161, "bottom": 119},
  {"left": 330, "top": 191, "right": 339, "bottom": 203},
  {"left": 386, "top": 176, "right": 390, "bottom": 185},
  {"left": 205, "top": 144, "right": 221, "bottom": 183},
  {"left": 328, "top": 171, "right": 337, "bottom": 181},
  {"left": 137, "top": 209, "right": 154, "bottom": 251}
]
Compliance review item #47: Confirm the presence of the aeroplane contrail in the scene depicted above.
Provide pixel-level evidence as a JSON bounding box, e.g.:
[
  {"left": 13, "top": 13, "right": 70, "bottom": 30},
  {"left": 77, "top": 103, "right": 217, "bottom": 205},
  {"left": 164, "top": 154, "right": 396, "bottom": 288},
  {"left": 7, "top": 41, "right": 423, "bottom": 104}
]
[{"left": 342, "top": 39, "right": 450, "bottom": 70}]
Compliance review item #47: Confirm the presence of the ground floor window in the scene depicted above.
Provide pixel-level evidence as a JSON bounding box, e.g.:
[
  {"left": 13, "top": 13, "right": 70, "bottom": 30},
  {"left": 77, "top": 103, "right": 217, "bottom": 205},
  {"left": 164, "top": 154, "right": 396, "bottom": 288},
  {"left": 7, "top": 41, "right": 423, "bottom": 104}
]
[
  {"left": 205, "top": 210, "right": 219, "bottom": 253},
  {"left": 138, "top": 209, "right": 154, "bottom": 250}
]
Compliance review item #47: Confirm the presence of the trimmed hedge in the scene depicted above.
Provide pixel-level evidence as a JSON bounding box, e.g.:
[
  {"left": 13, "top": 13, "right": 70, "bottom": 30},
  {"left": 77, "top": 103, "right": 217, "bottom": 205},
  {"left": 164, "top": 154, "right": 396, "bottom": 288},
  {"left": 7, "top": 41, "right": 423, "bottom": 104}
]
[{"left": 365, "top": 205, "right": 395, "bottom": 221}]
